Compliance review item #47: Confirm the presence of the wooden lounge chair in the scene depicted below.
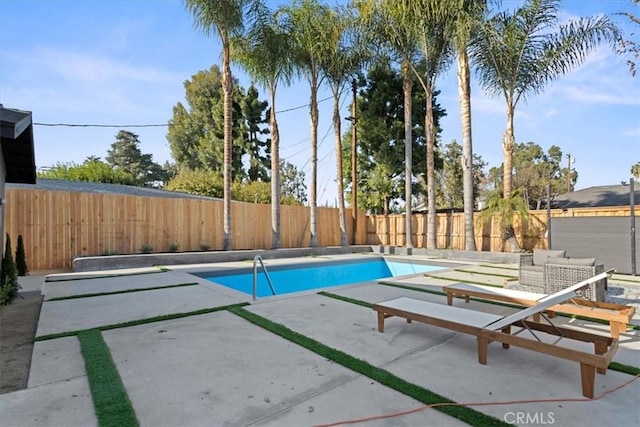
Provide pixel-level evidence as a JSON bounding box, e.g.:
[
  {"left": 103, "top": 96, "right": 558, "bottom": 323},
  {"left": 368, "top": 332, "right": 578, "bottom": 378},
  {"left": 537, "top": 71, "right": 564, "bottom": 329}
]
[
  {"left": 442, "top": 282, "right": 635, "bottom": 338},
  {"left": 372, "top": 270, "right": 618, "bottom": 398}
]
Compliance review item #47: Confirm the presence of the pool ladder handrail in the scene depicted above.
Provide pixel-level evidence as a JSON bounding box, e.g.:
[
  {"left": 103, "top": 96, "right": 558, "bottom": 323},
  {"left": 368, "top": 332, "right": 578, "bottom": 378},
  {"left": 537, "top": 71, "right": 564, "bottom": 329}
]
[{"left": 253, "top": 255, "right": 276, "bottom": 300}]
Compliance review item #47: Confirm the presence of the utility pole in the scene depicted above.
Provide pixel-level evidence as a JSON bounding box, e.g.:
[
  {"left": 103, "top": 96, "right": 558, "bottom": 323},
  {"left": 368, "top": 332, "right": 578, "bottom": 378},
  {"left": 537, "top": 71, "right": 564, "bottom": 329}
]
[
  {"left": 346, "top": 79, "right": 358, "bottom": 245},
  {"left": 566, "top": 154, "right": 574, "bottom": 193}
]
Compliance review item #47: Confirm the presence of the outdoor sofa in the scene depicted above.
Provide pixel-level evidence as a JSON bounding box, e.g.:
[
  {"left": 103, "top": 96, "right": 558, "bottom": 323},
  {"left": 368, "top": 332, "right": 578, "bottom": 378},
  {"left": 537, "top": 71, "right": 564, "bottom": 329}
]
[
  {"left": 519, "top": 249, "right": 606, "bottom": 301},
  {"left": 372, "top": 270, "right": 617, "bottom": 398}
]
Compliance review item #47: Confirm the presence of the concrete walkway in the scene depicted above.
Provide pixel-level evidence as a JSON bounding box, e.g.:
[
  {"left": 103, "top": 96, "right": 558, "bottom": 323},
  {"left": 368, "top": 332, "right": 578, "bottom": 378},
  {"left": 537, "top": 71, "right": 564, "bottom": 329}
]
[{"left": 2, "top": 256, "right": 639, "bottom": 426}]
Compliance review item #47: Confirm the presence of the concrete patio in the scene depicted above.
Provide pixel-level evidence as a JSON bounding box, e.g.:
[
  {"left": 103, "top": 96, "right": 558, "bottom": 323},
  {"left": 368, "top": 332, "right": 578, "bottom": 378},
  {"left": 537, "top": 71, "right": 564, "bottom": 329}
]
[{"left": 1, "top": 254, "right": 639, "bottom": 426}]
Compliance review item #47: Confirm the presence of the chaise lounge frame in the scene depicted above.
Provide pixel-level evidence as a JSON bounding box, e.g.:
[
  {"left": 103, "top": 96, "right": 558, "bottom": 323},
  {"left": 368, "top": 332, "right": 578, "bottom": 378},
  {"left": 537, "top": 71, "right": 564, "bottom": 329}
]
[
  {"left": 442, "top": 282, "right": 635, "bottom": 338},
  {"left": 372, "top": 270, "right": 618, "bottom": 398}
]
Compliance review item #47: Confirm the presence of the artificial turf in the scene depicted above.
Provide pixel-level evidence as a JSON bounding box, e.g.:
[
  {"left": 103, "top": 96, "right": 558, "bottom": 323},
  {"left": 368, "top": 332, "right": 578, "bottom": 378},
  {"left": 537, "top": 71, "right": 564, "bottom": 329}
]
[
  {"left": 78, "top": 330, "right": 138, "bottom": 427},
  {"left": 46, "top": 282, "right": 199, "bottom": 301},
  {"left": 228, "top": 306, "right": 509, "bottom": 427},
  {"left": 35, "top": 302, "right": 250, "bottom": 341}
]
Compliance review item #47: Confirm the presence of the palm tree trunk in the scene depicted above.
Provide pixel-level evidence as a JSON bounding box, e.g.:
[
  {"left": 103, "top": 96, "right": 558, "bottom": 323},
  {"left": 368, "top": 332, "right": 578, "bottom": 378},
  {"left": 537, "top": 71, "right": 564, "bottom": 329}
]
[
  {"left": 309, "top": 72, "right": 318, "bottom": 248},
  {"left": 270, "top": 85, "right": 280, "bottom": 249},
  {"left": 332, "top": 86, "right": 347, "bottom": 246},
  {"left": 503, "top": 102, "right": 515, "bottom": 201},
  {"left": 458, "top": 49, "right": 476, "bottom": 251},
  {"left": 503, "top": 101, "right": 520, "bottom": 252},
  {"left": 425, "top": 84, "right": 436, "bottom": 249},
  {"left": 402, "top": 61, "right": 413, "bottom": 249},
  {"left": 222, "top": 35, "right": 233, "bottom": 251}
]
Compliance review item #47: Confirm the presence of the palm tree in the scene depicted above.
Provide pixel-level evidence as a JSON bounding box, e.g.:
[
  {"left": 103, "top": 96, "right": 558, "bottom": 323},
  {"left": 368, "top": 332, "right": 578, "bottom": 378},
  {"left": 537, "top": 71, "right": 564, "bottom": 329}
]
[
  {"left": 357, "top": 0, "right": 420, "bottom": 249},
  {"left": 280, "top": 0, "right": 334, "bottom": 248},
  {"left": 232, "top": 1, "right": 293, "bottom": 249},
  {"left": 471, "top": 0, "right": 619, "bottom": 250},
  {"left": 444, "top": 0, "right": 489, "bottom": 252},
  {"left": 320, "top": 6, "right": 369, "bottom": 247},
  {"left": 631, "top": 162, "right": 640, "bottom": 180},
  {"left": 477, "top": 189, "right": 530, "bottom": 251},
  {"left": 184, "top": 0, "right": 246, "bottom": 251},
  {"left": 407, "top": 0, "right": 454, "bottom": 249}
]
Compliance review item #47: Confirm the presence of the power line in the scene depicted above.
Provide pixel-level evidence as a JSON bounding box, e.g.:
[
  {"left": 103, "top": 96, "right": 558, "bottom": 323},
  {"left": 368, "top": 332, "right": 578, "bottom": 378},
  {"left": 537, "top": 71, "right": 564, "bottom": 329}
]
[{"left": 32, "top": 95, "right": 335, "bottom": 128}]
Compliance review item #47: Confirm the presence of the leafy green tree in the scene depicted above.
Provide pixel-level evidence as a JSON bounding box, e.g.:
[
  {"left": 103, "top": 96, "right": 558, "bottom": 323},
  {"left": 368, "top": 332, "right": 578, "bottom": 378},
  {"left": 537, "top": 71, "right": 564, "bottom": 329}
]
[
  {"left": 232, "top": 0, "right": 294, "bottom": 248},
  {"left": 513, "top": 143, "right": 565, "bottom": 209},
  {"left": 106, "top": 130, "right": 167, "bottom": 186},
  {"left": 232, "top": 180, "right": 271, "bottom": 203},
  {"left": 185, "top": 0, "right": 246, "bottom": 251},
  {"left": 15, "top": 235, "right": 28, "bottom": 276},
  {"left": 38, "top": 157, "right": 135, "bottom": 185},
  {"left": 280, "top": 160, "right": 307, "bottom": 205},
  {"left": 167, "top": 65, "right": 250, "bottom": 177},
  {"left": 279, "top": 0, "right": 335, "bottom": 247},
  {"left": 342, "top": 64, "right": 441, "bottom": 214},
  {"left": 166, "top": 169, "right": 223, "bottom": 198},
  {"left": 436, "top": 140, "right": 486, "bottom": 211},
  {"left": 471, "top": 0, "right": 618, "bottom": 250},
  {"left": 242, "top": 85, "right": 270, "bottom": 181},
  {"left": 0, "top": 234, "right": 19, "bottom": 305}
]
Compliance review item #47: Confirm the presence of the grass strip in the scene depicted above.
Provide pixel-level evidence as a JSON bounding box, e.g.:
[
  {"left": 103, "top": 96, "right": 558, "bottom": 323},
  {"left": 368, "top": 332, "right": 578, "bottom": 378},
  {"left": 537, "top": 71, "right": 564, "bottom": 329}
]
[
  {"left": 608, "top": 362, "right": 640, "bottom": 376},
  {"left": 454, "top": 269, "right": 517, "bottom": 279},
  {"left": 377, "top": 281, "right": 449, "bottom": 297},
  {"left": 422, "top": 273, "right": 502, "bottom": 287},
  {"left": 47, "top": 283, "right": 199, "bottom": 301},
  {"left": 228, "top": 306, "right": 508, "bottom": 426},
  {"left": 78, "top": 329, "right": 139, "bottom": 427},
  {"left": 479, "top": 264, "right": 519, "bottom": 271},
  {"left": 46, "top": 270, "right": 166, "bottom": 283},
  {"left": 35, "top": 302, "right": 250, "bottom": 341},
  {"left": 317, "top": 291, "right": 372, "bottom": 308}
]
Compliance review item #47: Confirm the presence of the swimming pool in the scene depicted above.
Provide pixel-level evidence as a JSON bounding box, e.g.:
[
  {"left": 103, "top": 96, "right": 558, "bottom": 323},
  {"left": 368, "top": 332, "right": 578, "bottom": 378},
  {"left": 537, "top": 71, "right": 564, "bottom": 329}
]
[{"left": 200, "top": 258, "right": 444, "bottom": 297}]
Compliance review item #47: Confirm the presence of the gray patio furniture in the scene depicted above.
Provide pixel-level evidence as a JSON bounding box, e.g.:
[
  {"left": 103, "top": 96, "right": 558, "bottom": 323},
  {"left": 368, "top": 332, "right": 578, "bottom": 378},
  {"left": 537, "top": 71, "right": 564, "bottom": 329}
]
[
  {"left": 518, "top": 249, "right": 567, "bottom": 288},
  {"left": 544, "top": 260, "right": 606, "bottom": 302},
  {"left": 519, "top": 249, "right": 606, "bottom": 302}
]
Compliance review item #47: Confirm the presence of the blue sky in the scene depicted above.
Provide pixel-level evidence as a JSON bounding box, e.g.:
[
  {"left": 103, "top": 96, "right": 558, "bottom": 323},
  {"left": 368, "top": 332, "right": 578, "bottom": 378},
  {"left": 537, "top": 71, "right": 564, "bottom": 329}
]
[{"left": 1, "top": 0, "right": 639, "bottom": 206}]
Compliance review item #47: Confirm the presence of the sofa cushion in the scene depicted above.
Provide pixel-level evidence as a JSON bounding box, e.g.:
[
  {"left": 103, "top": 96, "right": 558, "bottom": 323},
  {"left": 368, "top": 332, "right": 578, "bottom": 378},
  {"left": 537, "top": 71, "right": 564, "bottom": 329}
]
[
  {"left": 548, "top": 257, "right": 596, "bottom": 266},
  {"left": 533, "top": 249, "right": 566, "bottom": 266}
]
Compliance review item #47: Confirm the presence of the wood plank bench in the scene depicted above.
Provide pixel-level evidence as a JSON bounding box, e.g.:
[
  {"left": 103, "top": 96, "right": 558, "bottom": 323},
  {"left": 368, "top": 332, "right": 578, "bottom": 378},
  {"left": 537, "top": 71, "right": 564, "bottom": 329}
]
[{"left": 442, "top": 283, "right": 635, "bottom": 338}]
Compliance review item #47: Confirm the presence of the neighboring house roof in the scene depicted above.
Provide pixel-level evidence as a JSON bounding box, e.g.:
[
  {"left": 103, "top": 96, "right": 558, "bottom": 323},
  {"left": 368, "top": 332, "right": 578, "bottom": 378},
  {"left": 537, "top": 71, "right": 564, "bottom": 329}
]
[
  {"left": 552, "top": 184, "right": 640, "bottom": 209},
  {"left": 7, "top": 178, "right": 223, "bottom": 201},
  {"left": 1, "top": 105, "right": 36, "bottom": 184}
]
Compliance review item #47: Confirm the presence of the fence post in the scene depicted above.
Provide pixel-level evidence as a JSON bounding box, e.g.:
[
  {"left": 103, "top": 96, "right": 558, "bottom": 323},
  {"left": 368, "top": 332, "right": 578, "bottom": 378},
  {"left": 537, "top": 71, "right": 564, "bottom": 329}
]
[{"left": 631, "top": 178, "right": 636, "bottom": 276}]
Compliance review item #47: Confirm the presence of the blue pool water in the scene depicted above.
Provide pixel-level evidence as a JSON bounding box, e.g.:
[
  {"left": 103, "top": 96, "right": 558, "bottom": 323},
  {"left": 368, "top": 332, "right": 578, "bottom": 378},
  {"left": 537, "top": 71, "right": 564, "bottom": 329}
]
[{"left": 203, "top": 259, "right": 442, "bottom": 297}]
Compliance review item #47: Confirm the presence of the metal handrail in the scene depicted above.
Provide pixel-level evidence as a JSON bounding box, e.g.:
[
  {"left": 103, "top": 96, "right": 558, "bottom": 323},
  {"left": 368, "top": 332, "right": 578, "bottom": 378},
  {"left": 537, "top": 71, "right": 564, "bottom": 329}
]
[{"left": 253, "top": 255, "right": 276, "bottom": 300}]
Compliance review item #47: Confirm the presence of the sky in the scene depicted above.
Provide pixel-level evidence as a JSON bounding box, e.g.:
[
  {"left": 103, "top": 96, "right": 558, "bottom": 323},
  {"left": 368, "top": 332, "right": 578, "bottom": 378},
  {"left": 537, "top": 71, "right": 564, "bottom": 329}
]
[{"left": 1, "top": 0, "right": 639, "bottom": 206}]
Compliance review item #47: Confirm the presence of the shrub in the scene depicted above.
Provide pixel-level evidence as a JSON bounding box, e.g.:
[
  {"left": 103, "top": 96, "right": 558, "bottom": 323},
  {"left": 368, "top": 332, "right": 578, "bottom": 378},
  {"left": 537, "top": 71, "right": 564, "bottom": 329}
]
[
  {"left": 168, "top": 242, "right": 180, "bottom": 253},
  {"left": 140, "top": 244, "right": 154, "bottom": 254},
  {"left": 15, "top": 235, "right": 28, "bottom": 276},
  {"left": 1, "top": 234, "right": 20, "bottom": 305},
  {"left": 199, "top": 244, "right": 211, "bottom": 252}
]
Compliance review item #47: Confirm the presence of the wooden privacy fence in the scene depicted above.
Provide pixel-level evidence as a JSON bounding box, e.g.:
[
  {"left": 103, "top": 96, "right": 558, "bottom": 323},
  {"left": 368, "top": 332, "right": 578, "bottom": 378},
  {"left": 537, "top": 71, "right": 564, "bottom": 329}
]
[
  {"left": 4, "top": 188, "right": 368, "bottom": 270},
  {"left": 4, "top": 187, "right": 636, "bottom": 270},
  {"left": 365, "top": 206, "right": 637, "bottom": 252}
]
